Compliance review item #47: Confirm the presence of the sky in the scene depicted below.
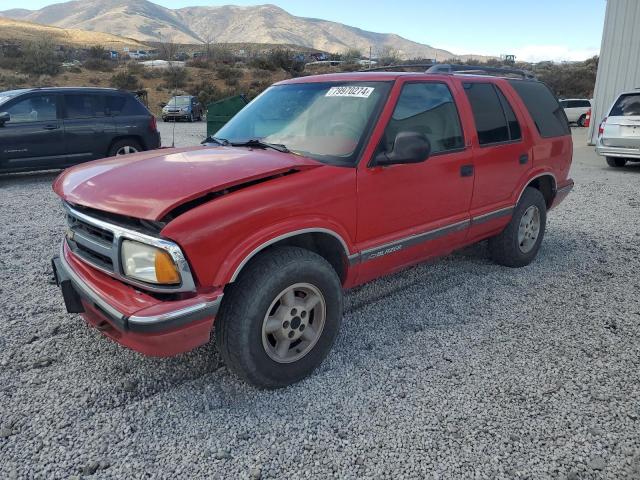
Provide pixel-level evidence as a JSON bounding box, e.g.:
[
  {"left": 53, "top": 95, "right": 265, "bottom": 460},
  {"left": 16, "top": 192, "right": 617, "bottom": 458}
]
[{"left": 10, "top": 0, "right": 607, "bottom": 62}]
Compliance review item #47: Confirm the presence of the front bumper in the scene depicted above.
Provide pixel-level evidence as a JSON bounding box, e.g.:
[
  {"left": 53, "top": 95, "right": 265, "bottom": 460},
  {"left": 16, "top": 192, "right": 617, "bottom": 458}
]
[
  {"left": 596, "top": 143, "right": 640, "bottom": 160},
  {"left": 52, "top": 241, "right": 223, "bottom": 356},
  {"left": 162, "top": 113, "right": 191, "bottom": 121}
]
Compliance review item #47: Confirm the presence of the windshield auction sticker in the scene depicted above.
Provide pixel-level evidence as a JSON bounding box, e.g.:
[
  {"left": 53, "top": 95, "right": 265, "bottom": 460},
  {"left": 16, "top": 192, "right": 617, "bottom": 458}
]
[{"left": 326, "top": 86, "right": 375, "bottom": 98}]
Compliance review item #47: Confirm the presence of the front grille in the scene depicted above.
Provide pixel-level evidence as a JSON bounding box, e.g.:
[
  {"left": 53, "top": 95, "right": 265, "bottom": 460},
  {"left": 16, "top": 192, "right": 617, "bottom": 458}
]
[
  {"left": 67, "top": 213, "right": 117, "bottom": 273},
  {"left": 62, "top": 202, "right": 196, "bottom": 294}
]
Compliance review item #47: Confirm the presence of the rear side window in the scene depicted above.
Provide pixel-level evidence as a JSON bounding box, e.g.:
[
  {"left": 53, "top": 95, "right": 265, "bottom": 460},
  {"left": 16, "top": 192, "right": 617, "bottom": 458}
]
[
  {"left": 106, "top": 95, "right": 149, "bottom": 116},
  {"left": 508, "top": 80, "right": 570, "bottom": 137},
  {"left": 463, "top": 83, "right": 521, "bottom": 145},
  {"left": 65, "top": 94, "right": 104, "bottom": 119},
  {"left": 383, "top": 82, "right": 464, "bottom": 155},
  {"left": 610, "top": 93, "right": 640, "bottom": 117}
]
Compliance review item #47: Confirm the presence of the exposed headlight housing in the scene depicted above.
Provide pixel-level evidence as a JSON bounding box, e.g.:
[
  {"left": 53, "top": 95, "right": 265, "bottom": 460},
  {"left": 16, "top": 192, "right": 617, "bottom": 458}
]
[{"left": 121, "top": 240, "right": 181, "bottom": 285}]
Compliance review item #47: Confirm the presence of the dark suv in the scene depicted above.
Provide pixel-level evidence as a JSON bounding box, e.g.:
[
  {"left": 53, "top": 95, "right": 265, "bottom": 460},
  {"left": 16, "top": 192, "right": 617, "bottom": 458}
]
[{"left": 0, "top": 87, "right": 161, "bottom": 173}]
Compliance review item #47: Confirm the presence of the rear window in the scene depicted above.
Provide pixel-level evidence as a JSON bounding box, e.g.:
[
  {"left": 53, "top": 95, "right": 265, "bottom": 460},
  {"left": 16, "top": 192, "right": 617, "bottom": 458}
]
[
  {"left": 610, "top": 93, "right": 640, "bottom": 117},
  {"left": 105, "top": 95, "right": 149, "bottom": 116},
  {"left": 508, "top": 80, "right": 570, "bottom": 138}
]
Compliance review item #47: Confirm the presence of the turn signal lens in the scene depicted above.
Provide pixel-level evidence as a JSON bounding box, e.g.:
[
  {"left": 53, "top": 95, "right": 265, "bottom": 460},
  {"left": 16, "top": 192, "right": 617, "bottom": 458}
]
[{"left": 154, "top": 249, "right": 181, "bottom": 284}]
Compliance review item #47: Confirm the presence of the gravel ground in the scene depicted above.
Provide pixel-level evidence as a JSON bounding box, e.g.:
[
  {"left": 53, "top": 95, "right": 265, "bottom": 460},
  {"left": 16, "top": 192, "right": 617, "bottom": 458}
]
[{"left": 1, "top": 128, "right": 639, "bottom": 479}]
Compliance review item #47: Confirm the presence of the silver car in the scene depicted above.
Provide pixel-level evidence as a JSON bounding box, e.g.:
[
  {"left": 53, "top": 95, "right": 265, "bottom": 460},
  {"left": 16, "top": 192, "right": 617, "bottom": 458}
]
[{"left": 596, "top": 90, "right": 640, "bottom": 167}]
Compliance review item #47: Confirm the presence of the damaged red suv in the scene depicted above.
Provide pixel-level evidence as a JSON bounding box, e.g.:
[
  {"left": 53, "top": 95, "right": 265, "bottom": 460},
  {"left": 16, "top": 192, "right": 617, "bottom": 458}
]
[{"left": 52, "top": 66, "right": 574, "bottom": 388}]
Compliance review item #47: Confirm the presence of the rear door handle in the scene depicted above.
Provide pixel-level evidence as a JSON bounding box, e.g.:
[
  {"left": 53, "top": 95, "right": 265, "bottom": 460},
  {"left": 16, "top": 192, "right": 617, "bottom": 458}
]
[
  {"left": 519, "top": 154, "right": 529, "bottom": 165},
  {"left": 460, "top": 164, "right": 474, "bottom": 177},
  {"left": 43, "top": 125, "right": 58, "bottom": 130}
]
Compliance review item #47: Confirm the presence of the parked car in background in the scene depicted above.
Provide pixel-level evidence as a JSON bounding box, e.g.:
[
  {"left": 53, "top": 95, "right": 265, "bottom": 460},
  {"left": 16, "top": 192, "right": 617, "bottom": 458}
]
[
  {"left": 51, "top": 67, "right": 574, "bottom": 388},
  {"left": 161, "top": 95, "right": 204, "bottom": 122},
  {"left": 559, "top": 98, "right": 592, "bottom": 126},
  {"left": 0, "top": 87, "right": 160, "bottom": 173},
  {"left": 596, "top": 89, "right": 640, "bottom": 167}
]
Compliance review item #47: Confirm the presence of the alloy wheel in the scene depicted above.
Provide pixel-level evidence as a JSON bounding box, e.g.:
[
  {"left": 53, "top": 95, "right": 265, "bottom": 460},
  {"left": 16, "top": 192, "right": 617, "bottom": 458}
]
[
  {"left": 261, "top": 283, "right": 326, "bottom": 364},
  {"left": 517, "top": 205, "right": 541, "bottom": 253}
]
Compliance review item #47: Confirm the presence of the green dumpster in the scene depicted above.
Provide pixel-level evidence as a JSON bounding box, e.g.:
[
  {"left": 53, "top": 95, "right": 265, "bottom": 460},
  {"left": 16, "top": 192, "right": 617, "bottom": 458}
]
[{"left": 206, "top": 95, "right": 249, "bottom": 136}]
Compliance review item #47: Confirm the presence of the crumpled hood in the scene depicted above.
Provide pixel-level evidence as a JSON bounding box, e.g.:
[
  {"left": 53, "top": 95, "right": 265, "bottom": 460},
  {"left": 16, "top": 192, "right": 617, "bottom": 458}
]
[{"left": 53, "top": 146, "right": 321, "bottom": 221}]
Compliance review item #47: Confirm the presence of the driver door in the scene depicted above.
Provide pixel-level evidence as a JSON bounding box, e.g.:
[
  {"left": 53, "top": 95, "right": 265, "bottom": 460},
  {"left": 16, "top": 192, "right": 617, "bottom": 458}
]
[
  {"left": 355, "top": 80, "right": 474, "bottom": 282},
  {"left": 0, "top": 93, "right": 65, "bottom": 171}
]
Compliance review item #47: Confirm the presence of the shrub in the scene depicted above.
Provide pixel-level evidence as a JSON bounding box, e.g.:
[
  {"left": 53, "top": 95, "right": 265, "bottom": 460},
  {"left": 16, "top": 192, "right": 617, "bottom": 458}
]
[
  {"left": 189, "top": 79, "right": 222, "bottom": 106},
  {"left": 88, "top": 76, "right": 101, "bottom": 85},
  {"left": 20, "top": 40, "right": 61, "bottom": 76},
  {"left": 162, "top": 67, "right": 189, "bottom": 88},
  {"left": 88, "top": 45, "right": 108, "bottom": 60},
  {"left": 265, "top": 48, "right": 305, "bottom": 76},
  {"left": 110, "top": 71, "right": 142, "bottom": 90},
  {"left": 216, "top": 65, "right": 243, "bottom": 86},
  {"left": 0, "top": 73, "right": 27, "bottom": 90},
  {"left": 187, "top": 57, "right": 212, "bottom": 69},
  {"left": 83, "top": 58, "right": 113, "bottom": 72},
  {"left": 126, "top": 62, "right": 145, "bottom": 75}
]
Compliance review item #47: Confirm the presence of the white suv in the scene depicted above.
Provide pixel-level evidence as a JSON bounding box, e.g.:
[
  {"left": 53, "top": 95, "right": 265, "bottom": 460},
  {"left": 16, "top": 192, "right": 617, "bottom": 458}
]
[
  {"left": 596, "top": 90, "right": 640, "bottom": 167},
  {"left": 559, "top": 98, "right": 592, "bottom": 126}
]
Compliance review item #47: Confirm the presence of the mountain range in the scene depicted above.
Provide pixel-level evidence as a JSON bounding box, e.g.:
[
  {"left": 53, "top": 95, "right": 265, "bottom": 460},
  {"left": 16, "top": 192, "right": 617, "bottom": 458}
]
[{"left": 1, "top": 0, "right": 488, "bottom": 60}]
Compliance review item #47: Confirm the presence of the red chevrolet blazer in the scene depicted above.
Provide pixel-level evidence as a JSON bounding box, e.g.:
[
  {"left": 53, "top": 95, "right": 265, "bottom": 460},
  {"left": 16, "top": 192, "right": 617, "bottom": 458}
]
[{"left": 52, "top": 67, "right": 574, "bottom": 388}]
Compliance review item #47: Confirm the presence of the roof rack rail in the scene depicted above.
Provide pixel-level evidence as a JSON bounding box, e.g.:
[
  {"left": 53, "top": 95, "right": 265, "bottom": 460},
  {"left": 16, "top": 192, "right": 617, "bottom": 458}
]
[
  {"left": 359, "top": 63, "right": 435, "bottom": 72},
  {"left": 426, "top": 64, "right": 536, "bottom": 80}
]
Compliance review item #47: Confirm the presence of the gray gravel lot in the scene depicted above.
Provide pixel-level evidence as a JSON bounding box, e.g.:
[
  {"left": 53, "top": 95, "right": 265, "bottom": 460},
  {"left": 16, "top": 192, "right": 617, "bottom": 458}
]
[{"left": 1, "top": 128, "right": 639, "bottom": 479}]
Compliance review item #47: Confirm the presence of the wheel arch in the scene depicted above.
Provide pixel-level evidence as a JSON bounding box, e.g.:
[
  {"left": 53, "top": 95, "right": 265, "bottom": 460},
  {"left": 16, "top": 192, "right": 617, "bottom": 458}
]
[
  {"left": 106, "top": 135, "right": 145, "bottom": 156},
  {"left": 518, "top": 172, "right": 557, "bottom": 209},
  {"left": 229, "top": 228, "right": 353, "bottom": 285}
]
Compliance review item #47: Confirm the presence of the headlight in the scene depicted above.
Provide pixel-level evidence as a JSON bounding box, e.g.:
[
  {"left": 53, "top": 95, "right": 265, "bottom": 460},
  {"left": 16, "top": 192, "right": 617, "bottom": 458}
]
[{"left": 121, "top": 240, "right": 181, "bottom": 285}]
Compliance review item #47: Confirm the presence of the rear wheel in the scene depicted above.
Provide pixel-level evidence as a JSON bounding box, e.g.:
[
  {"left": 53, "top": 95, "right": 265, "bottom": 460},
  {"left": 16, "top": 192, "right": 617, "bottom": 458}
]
[
  {"left": 108, "top": 139, "right": 142, "bottom": 157},
  {"left": 577, "top": 114, "right": 587, "bottom": 127},
  {"left": 606, "top": 157, "right": 627, "bottom": 168},
  {"left": 488, "top": 187, "right": 547, "bottom": 268},
  {"left": 215, "top": 246, "right": 343, "bottom": 388}
]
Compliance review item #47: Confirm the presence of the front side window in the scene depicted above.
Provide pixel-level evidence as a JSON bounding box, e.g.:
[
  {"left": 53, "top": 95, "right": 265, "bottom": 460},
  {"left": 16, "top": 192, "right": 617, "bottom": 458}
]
[
  {"left": 5, "top": 95, "right": 57, "bottom": 124},
  {"left": 610, "top": 93, "right": 640, "bottom": 117},
  {"left": 215, "top": 81, "right": 391, "bottom": 165},
  {"left": 65, "top": 94, "right": 104, "bottom": 119},
  {"left": 381, "top": 82, "right": 464, "bottom": 155}
]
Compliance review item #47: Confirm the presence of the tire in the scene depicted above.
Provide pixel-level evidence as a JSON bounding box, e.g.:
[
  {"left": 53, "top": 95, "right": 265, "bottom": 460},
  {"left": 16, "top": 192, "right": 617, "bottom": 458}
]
[
  {"left": 488, "top": 187, "right": 547, "bottom": 268},
  {"left": 606, "top": 157, "right": 627, "bottom": 168},
  {"left": 108, "top": 139, "right": 142, "bottom": 157},
  {"left": 577, "top": 114, "right": 586, "bottom": 127},
  {"left": 215, "top": 246, "right": 343, "bottom": 388}
]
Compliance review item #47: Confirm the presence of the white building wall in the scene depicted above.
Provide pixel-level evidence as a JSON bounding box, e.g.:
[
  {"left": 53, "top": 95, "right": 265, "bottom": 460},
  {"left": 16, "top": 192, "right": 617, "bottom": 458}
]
[{"left": 587, "top": 0, "right": 640, "bottom": 144}]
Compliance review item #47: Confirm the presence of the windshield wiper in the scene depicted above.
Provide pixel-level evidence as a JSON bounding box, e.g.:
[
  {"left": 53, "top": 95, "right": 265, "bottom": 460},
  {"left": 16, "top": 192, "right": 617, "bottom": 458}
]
[
  {"left": 231, "top": 139, "right": 291, "bottom": 153},
  {"left": 201, "top": 136, "right": 230, "bottom": 146}
]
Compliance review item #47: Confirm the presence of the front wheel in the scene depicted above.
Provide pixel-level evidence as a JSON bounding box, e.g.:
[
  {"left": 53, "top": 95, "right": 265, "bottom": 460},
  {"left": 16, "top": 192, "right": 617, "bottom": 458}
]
[
  {"left": 215, "top": 246, "right": 343, "bottom": 388},
  {"left": 488, "top": 187, "right": 547, "bottom": 268},
  {"left": 606, "top": 157, "right": 627, "bottom": 168}
]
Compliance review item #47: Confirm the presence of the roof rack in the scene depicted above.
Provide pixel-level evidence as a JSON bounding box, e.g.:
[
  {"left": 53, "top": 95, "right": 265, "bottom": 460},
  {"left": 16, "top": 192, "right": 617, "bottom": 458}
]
[
  {"left": 426, "top": 64, "right": 536, "bottom": 80},
  {"left": 360, "top": 63, "right": 435, "bottom": 72}
]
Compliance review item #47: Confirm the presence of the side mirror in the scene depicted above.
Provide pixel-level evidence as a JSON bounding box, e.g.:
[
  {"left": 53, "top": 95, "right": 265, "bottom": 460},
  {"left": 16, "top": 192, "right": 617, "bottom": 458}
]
[
  {"left": 374, "top": 131, "right": 431, "bottom": 166},
  {"left": 0, "top": 112, "right": 9, "bottom": 126}
]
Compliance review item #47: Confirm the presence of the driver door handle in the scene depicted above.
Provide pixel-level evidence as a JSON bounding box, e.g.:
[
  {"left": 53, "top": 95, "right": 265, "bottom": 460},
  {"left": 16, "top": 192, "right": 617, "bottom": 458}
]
[{"left": 43, "top": 125, "right": 59, "bottom": 130}]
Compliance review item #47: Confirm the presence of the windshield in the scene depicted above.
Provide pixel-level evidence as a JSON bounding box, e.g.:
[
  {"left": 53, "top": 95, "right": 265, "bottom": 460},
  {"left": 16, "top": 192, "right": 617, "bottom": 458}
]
[
  {"left": 215, "top": 81, "right": 391, "bottom": 165},
  {"left": 168, "top": 97, "right": 191, "bottom": 107}
]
